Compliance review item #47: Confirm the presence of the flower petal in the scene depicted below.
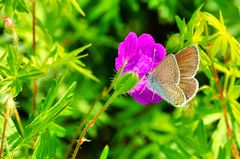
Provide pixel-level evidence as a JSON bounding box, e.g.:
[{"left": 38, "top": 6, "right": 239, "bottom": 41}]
[
  {"left": 115, "top": 32, "right": 138, "bottom": 71},
  {"left": 151, "top": 44, "right": 166, "bottom": 69},
  {"left": 137, "top": 34, "right": 156, "bottom": 57}
]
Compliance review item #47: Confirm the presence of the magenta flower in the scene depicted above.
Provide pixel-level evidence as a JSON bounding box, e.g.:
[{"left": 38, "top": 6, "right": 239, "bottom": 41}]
[{"left": 115, "top": 32, "right": 166, "bottom": 105}]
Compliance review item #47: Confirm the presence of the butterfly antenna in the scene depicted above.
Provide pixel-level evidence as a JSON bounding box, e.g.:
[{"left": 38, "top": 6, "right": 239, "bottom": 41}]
[
  {"left": 150, "top": 48, "right": 156, "bottom": 71},
  {"left": 140, "top": 48, "right": 157, "bottom": 95}
]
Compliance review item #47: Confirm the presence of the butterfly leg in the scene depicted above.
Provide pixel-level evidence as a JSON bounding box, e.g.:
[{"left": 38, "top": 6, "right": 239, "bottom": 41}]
[
  {"left": 140, "top": 84, "right": 147, "bottom": 95},
  {"left": 152, "top": 92, "right": 156, "bottom": 101}
]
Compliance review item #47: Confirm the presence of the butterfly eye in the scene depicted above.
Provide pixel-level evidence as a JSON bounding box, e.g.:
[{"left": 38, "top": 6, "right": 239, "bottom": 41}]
[{"left": 145, "top": 74, "right": 149, "bottom": 78}]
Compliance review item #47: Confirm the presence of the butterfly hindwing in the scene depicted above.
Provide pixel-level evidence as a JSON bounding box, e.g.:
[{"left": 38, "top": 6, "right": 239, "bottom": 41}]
[
  {"left": 159, "top": 81, "right": 186, "bottom": 106},
  {"left": 178, "top": 78, "right": 198, "bottom": 102},
  {"left": 146, "top": 75, "right": 186, "bottom": 106}
]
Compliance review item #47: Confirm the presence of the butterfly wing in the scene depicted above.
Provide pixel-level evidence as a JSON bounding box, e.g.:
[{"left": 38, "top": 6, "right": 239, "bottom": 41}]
[
  {"left": 147, "top": 45, "right": 199, "bottom": 106},
  {"left": 146, "top": 75, "right": 186, "bottom": 106},
  {"left": 153, "top": 54, "right": 180, "bottom": 83},
  {"left": 175, "top": 45, "right": 199, "bottom": 78},
  {"left": 178, "top": 78, "right": 198, "bottom": 102},
  {"left": 159, "top": 82, "right": 186, "bottom": 106}
]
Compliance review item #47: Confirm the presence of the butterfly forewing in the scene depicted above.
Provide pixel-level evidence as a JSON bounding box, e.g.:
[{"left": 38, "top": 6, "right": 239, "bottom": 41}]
[
  {"left": 153, "top": 54, "right": 180, "bottom": 83},
  {"left": 178, "top": 78, "right": 198, "bottom": 102},
  {"left": 175, "top": 45, "right": 199, "bottom": 78}
]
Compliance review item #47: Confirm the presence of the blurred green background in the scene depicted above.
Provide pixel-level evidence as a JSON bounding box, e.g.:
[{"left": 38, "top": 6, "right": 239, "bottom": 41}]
[{"left": 1, "top": 0, "right": 240, "bottom": 158}]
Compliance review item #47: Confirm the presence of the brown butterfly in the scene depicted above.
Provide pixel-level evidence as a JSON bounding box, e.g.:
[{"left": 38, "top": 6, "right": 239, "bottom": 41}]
[{"left": 146, "top": 45, "right": 199, "bottom": 106}]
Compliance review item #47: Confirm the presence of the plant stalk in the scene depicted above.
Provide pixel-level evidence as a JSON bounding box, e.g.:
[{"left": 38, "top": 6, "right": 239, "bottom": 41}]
[
  {"left": 64, "top": 86, "right": 113, "bottom": 159},
  {"left": 211, "top": 63, "right": 239, "bottom": 159},
  {"left": 0, "top": 97, "right": 11, "bottom": 159},
  {"left": 71, "top": 91, "right": 118, "bottom": 159},
  {"left": 32, "top": 0, "right": 37, "bottom": 118}
]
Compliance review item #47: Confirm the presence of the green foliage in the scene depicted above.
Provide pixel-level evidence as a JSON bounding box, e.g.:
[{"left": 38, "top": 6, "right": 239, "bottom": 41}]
[
  {"left": 0, "top": 45, "right": 43, "bottom": 96},
  {"left": 99, "top": 145, "right": 109, "bottom": 159},
  {"left": 0, "top": 0, "right": 240, "bottom": 159}
]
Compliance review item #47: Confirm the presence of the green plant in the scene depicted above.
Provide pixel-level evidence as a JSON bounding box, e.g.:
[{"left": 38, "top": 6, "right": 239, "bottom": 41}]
[{"left": 0, "top": 1, "right": 240, "bottom": 159}]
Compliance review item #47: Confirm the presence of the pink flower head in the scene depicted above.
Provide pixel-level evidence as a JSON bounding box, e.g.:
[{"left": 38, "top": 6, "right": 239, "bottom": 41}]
[
  {"left": 2, "top": 16, "right": 14, "bottom": 29},
  {"left": 115, "top": 32, "right": 166, "bottom": 105}
]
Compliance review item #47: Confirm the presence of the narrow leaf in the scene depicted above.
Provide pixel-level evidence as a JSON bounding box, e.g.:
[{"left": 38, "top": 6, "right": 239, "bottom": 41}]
[
  {"left": 99, "top": 145, "right": 109, "bottom": 159},
  {"left": 70, "top": 0, "right": 85, "bottom": 16}
]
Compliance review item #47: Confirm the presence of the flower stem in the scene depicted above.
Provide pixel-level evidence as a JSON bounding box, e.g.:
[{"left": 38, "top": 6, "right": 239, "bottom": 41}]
[
  {"left": 33, "top": 80, "right": 37, "bottom": 117},
  {"left": 211, "top": 62, "right": 239, "bottom": 159},
  {"left": 71, "top": 91, "right": 118, "bottom": 159},
  {"left": 0, "top": 97, "right": 11, "bottom": 159},
  {"left": 32, "top": 0, "right": 36, "bottom": 51},
  {"left": 32, "top": 0, "right": 37, "bottom": 118},
  {"left": 64, "top": 85, "right": 113, "bottom": 159}
]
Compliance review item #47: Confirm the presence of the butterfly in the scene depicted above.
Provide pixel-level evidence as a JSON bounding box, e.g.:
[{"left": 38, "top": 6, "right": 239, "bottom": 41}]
[{"left": 146, "top": 45, "right": 200, "bottom": 107}]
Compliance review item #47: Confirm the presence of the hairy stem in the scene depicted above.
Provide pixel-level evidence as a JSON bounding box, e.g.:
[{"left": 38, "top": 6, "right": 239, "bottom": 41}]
[
  {"left": 0, "top": 97, "right": 11, "bottom": 159},
  {"left": 64, "top": 86, "right": 113, "bottom": 159},
  {"left": 211, "top": 63, "right": 239, "bottom": 159},
  {"left": 71, "top": 91, "right": 118, "bottom": 159},
  {"left": 33, "top": 80, "right": 37, "bottom": 117},
  {"left": 32, "top": 0, "right": 37, "bottom": 118},
  {"left": 32, "top": 0, "right": 36, "bottom": 51}
]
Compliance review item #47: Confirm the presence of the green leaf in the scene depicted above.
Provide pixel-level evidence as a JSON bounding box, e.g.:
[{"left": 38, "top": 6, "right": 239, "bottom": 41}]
[
  {"left": 175, "top": 16, "right": 187, "bottom": 34},
  {"left": 210, "top": 36, "right": 222, "bottom": 58},
  {"left": 17, "top": 70, "right": 44, "bottom": 80},
  {"left": 0, "top": 115, "right": 22, "bottom": 158},
  {"left": 217, "top": 140, "right": 232, "bottom": 159},
  {"left": 7, "top": 45, "right": 18, "bottom": 76},
  {"left": 228, "top": 85, "right": 240, "bottom": 99},
  {"left": 12, "top": 79, "right": 22, "bottom": 96},
  {"left": 55, "top": 43, "right": 99, "bottom": 82},
  {"left": 69, "top": 63, "right": 99, "bottom": 82},
  {"left": 213, "top": 62, "right": 229, "bottom": 74},
  {"left": 175, "top": 139, "right": 191, "bottom": 158},
  {"left": 27, "top": 80, "right": 76, "bottom": 136},
  {"left": 195, "top": 120, "right": 208, "bottom": 153},
  {"left": 158, "top": 145, "right": 186, "bottom": 159},
  {"left": 17, "top": 0, "right": 29, "bottom": 13},
  {"left": 0, "top": 50, "right": 8, "bottom": 62},
  {"left": 133, "top": 144, "right": 157, "bottom": 159},
  {"left": 43, "top": 73, "right": 66, "bottom": 111},
  {"left": 199, "top": 49, "right": 212, "bottom": 79},
  {"left": 4, "top": 0, "right": 18, "bottom": 16},
  {"left": 99, "top": 145, "right": 109, "bottom": 159},
  {"left": 229, "top": 99, "right": 240, "bottom": 124},
  {"left": 188, "top": 4, "right": 204, "bottom": 33},
  {"left": 202, "top": 12, "right": 226, "bottom": 32},
  {"left": 178, "top": 135, "right": 203, "bottom": 154},
  {"left": 70, "top": 0, "right": 85, "bottom": 16},
  {"left": 32, "top": 129, "right": 56, "bottom": 159},
  {"left": 69, "top": 44, "right": 92, "bottom": 56}
]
